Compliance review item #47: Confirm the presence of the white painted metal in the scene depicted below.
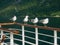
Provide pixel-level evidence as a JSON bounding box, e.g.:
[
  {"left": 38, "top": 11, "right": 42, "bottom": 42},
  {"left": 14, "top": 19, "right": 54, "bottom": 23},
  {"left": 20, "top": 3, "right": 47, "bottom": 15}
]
[
  {"left": 10, "top": 32, "right": 14, "bottom": 45},
  {"left": 0, "top": 28, "right": 59, "bottom": 45},
  {"left": 1, "top": 30, "right": 4, "bottom": 39},
  {"left": 35, "top": 28, "right": 38, "bottom": 45},
  {"left": 0, "top": 25, "right": 4, "bottom": 45},
  {"left": 54, "top": 30, "right": 57, "bottom": 45},
  {"left": 0, "top": 25, "right": 3, "bottom": 39},
  {"left": 22, "top": 26, "right": 25, "bottom": 45},
  {"left": 5, "top": 33, "right": 54, "bottom": 45}
]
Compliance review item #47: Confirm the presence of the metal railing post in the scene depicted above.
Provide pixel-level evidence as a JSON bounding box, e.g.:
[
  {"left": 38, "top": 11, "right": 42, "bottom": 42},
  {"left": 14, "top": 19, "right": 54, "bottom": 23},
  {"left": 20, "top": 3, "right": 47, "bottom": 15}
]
[
  {"left": 10, "top": 32, "right": 14, "bottom": 45},
  {"left": 1, "top": 30, "right": 4, "bottom": 45},
  {"left": 35, "top": 28, "right": 38, "bottom": 45},
  {"left": 0, "top": 25, "right": 3, "bottom": 39},
  {"left": 0, "top": 25, "right": 4, "bottom": 45},
  {"left": 54, "top": 30, "right": 57, "bottom": 45},
  {"left": 22, "top": 25, "right": 25, "bottom": 45}
]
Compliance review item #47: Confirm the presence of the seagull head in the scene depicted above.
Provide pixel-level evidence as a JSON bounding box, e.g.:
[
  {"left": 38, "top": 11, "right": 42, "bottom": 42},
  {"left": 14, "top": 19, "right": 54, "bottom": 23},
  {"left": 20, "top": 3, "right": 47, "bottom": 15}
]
[
  {"left": 35, "top": 17, "right": 38, "bottom": 21},
  {"left": 35, "top": 17, "right": 38, "bottom": 19},
  {"left": 26, "top": 15, "right": 29, "bottom": 18},
  {"left": 45, "top": 18, "right": 49, "bottom": 21},
  {"left": 14, "top": 15, "right": 16, "bottom": 17},
  {"left": 46, "top": 18, "right": 48, "bottom": 19}
]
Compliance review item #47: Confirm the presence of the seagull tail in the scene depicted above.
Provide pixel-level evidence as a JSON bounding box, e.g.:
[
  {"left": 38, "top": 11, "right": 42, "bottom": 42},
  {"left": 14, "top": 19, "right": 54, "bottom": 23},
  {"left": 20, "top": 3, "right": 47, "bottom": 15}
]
[
  {"left": 31, "top": 19, "right": 34, "bottom": 23},
  {"left": 10, "top": 18, "right": 12, "bottom": 20},
  {"left": 39, "top": 20, "right": 43, "bottom": 23}
]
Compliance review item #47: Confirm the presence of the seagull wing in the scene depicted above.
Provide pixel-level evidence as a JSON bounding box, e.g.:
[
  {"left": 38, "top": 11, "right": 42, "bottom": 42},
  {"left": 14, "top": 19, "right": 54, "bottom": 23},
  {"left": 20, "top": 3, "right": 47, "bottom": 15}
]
[
  {"left": 10, "top": 16, "right": 17, "bottom": 21},
  {"left": 31, "top": 19, "right": 34, "bottom": 23},
  {"left": 33, "top": 18, "right": 38, "bottom": 23},
  {"left": 40, "top": 19, "right": 44, "bottom": 23},
  {"left": 23, "top": 17, "right": 28, "bottom": 22},
  {"left": 40, "top": 18, "right": 49, "bottom": 24},
  {"left": 13, "top": 16, "right": 17, "bottom": 21}
]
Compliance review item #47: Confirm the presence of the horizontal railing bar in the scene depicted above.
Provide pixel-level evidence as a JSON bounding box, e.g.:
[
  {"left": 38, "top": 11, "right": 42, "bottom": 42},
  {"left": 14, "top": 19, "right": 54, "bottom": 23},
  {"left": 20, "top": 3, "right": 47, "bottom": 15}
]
[
  {"left": 8, "top": 36, "right": 54, "bottom": 45},
  {"left": 5, "top": 42, "right": 19, "bottom": 45},
  {"left": 25, "top": 36, "right": 35, "bottom": 40},
  {"left": 14, "top": 38, "right": 35, "bottom": 45},
  {"left": 5, "top": 35, "right": 59, "bottom": 45},
  {"left": 5, "top": 33, "right": 21, "bottom": 36},
  {"left": 0, "top": 22, "right": 60, "bottom": 32},
  {"left": 0, "top": 22, "right": 15, "bottom": 25},
  {"left": 5, "top": 33, "right": 10, "bottom": 35},
  {"left": 0, "top": 28, "right": 19, "bottom": 34},
  {"left": 6, "top": 35, "right": 9, "bottom": 38},
  {"left": 25, "top": 36, "right": 54, "bottom": 45},
  {"left": 1, "top": 34, "right": 35, "bottom": 40},
  {"left": 57, "top": 37, "right": 60, "bottom": 39},
  {"left": 14, "top": 29, "right": 54, "bottom": 37},
  {"left": 0, "top": 22, "right": 60, "bottom": 45},
  {"left": 7, "top": 28, "right": 60, "bottom": 39},
  {"left": 0, "top": 29, "right": 54, "bottom": 39},
  {"left": 0, "top": 28, "right": 59, "bottom": 45},
  {"left": 25, "top": 41, "right": 35, "bottom": 45},
  {"left": 5, "top": 34, "right": 54, "bottom": 45},
  {"left": 20, "top": 29, "right": 60, "bottom": 39},
  {"left": 16, "top": 23, "right": 60, "bottom": 32},
  {"left": 2, "top": 33, "right": 60, "bottom": 45},
  {"left": 38, "top": 33, "right": 54, "bottom": 38},
  {"left": 24, "top": 30, "right": 35, "bottom": 34},
  {"left": 14, "top": 38, "right": 22, "bottom": 41},
  {"left": 3, "top": 30, "right": 60, "bottom": 39},
  {"left": 5, "top": 33, "right": 35, "bottom": 40},
  {"left": 20, "top": 29, "right": 54, "bottom": 38},
  {"left": 39, "top": 39, "right": 53, "bottom": 45}
]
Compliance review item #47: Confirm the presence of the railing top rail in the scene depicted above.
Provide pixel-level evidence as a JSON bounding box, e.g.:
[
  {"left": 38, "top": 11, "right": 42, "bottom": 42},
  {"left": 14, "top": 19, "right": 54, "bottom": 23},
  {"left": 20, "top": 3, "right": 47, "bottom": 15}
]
[
  {"left": 0, "top": 22, "right": 60, "bottom": 32},
  {"left": 0, "top": 22, "right": 14, "bottom": 25},
  {"left": 0, "top": 28, "right": 19, "bottom": 34},
  {"left": 16, "top": 23, "right": 60, "bottom": 32}
]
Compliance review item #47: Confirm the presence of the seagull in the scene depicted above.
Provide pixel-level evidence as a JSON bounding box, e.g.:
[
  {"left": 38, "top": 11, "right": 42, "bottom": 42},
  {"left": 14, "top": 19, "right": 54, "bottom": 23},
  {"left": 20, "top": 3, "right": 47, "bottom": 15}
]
[
  {"left": 23, "top": 15, "right": 29, "bottom": 24},
  {"left": 31, "top": 17, "right": 38, "bottom": 25},
  {"left": 40, "top": 18, "right": 49, "bottom": 27},
  {"left": 10, "top": 15, "right": 17, "bottom": 23}
]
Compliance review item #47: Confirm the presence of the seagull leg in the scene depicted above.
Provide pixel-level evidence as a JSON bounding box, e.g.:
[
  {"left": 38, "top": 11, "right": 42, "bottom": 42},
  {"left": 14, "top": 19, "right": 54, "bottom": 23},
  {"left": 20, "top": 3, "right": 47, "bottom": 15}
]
[
  {"left": 44, "top": 24, "right": 47, "bottom": 27},
  {"left": 13, "top": 21, "right": 15, "bottom": 23},
  {"left": 34, "top": 23, "right": 37, "bottom": 26},
  {"left": 24, "top": 22, "right": 27, "bottom": 24},
  {"left": 25, "top": 23, "right": 27, "bottom": 24}
]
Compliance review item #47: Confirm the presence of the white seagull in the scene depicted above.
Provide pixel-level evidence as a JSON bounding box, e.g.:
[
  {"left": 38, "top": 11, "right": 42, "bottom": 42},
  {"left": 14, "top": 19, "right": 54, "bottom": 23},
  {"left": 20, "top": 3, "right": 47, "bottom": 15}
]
[
  {"left": 31, "top": 17, "right": 38, "bottom": 25},
  {"left": 40, "top": 18, "right": 49, "bottom": 26},
  {"left": 10, "top": 15, "right": 17, "bottom": 22},
  {"left": 23, "top": 15, "right": 29, "bottom": 24}
]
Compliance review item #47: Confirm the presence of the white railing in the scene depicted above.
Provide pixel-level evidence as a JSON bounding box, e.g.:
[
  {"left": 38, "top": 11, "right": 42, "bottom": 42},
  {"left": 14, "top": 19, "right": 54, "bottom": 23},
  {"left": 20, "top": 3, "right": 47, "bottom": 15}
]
[
  {"left": 22, "top": 26, "right": 25, "bottom": 45},
  {"left": 0, "top": 23, "right": 60, "bottom": 45},
  {"left": 10, "top": 32, "right": 14, "bottom": 45},
  {"left": 54, "top": 30, "right": 57, "bottom": 45},
  {"left": 35, "top": 27, "right": 38, "bottom": 45},
  {"left": 0, "top": 28, "right": 59, "bottom": 45}
]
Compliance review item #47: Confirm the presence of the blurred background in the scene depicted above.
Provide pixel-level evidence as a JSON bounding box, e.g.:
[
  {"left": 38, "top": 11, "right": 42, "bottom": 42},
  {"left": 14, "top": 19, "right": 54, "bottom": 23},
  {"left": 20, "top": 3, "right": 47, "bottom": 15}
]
[{"left": 0, "top": 0, "right": 60, "bottom": 45}]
